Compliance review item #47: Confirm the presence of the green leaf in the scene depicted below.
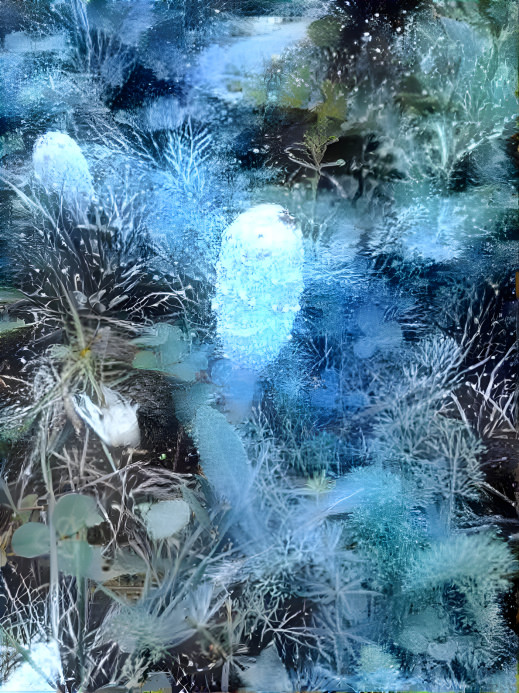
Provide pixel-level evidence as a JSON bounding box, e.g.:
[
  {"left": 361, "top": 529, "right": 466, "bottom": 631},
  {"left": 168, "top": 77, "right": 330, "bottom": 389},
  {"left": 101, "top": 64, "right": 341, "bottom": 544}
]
[
  {"left": 0, "top": 479, "right": 16, "bottom": 511},
  {"left": 307, "top": 16, "right": 343, "bottom": 49},
  {"left": 16, "top": 493, "right": 39, "bottom": 523},
  {"left": 139, "top": 499, "right": 191, "bottom": 541},
  {"left": 314, "top": 80, "right": 347, "bottom": 123},
  {"left": 57, "top": 539, "right": 94, "bottom": 576},
  {"left": 159, "top": 326, "right": 188, "bottom": 368},
  {"left": 167, "top": 348, "right": 208, "bottom": 382},
  {"left": 0, "top": 318, "right": 26, "bottom": 333},
  {"left": 181, "top": 486, "right": 211, "bottom": 530},
  {"left": 279, "top": 64, "right": 313, "bottom": 109},
  {"left": 12, "top": 522, "right": 50, "bottom": 558},
  {"left": 0, "top": 287, "right": 25, "bottom": 304},
  {"left": 132, "top": 350, "right": 160, "bottom": 370},
  {"left": 133, "top": 323, "right": 181, "bottom": 348},
  {"left": 193, "top": 406, "right": 252, "bottom": 507},
  {"left": 172, "top": 383, "right": 213, "bottom": 426},
  {"left": 132, "top": 324, "right": 189, "bottom": 374},
  {"left": 52, "top": 494, "right": 103, "bottom": 538}
]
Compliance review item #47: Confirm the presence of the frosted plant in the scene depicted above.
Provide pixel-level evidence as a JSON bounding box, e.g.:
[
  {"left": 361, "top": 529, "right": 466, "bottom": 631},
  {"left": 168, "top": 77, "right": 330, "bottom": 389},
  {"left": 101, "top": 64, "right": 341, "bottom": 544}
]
[
  {"left": 355, "top": 644, "right": 404, "bottom": 692},
  {"left": 317, "top": 216, "right": 364, "bottom": 270},
  {"left": 64, "top": 0, "right": 136, "bottom": 97},
  {"left": 404, "top": 532, "right": 516, "bottom": 595},
  {"left": 374, "top": 192, "right": 465, "bottom": 263},
  {"left": 143, "top": 96, "right": 188, "bottom": 132},
  {"left": 289, "top": 661, "right": 352, "bottom": 693},
  {"left": 0, "top": 1, "right": 517, "bottom": 691},
  {"left": 193, "top": 406, "right": 252, "bottom": 495},
  {"left": 400, "top": 532, "right": 518, "bottom": 680},
  {"left": 162, "top": 122, "right": 212, "bottom": 196},
  {"left": 213, "top": 204, "right": 304, "bottom": 371},
  {"left": 32, "top": 132, "right": 94, "bottom": 214},
  {"left": 410, "top": 334, "right": 463, "bottom": 392},
  {"left": 74, "top": 386, "right": 140, "bottom": 448},
  {"left": 374, "top": 398, "right": 486, "bottom": 520},
  {"left": 144, "top": 121, "right": 229, "bottom": 282},
  {"left": 100, "top": 603, "right": 195, "bottom": 659},
  {"left": 397, "top": 606, "right": 450, "bottom": 657},
  {"left": 353, "top": 305, "right": 403, "bottom": 359},
  {"left": 96, "top": 557, "right": 231, "bottom": 683},
  {"left": 0, "top": 31, "right": 69, "bottom": 126},
  {"left": 395, "top": 14, "right": 516, "bottom": 187},
  {"left": 239, "top": 645, "right": 292, "bottom": 693},
  {"left": 183, "top": 582, "right": 229, "bottom": 631},
  {"left": 370, "top": 183, "right": 516, "bottom": 264},
  {"left": 364, "top": 9, "right": 517, "bottom": 265},
  {"left": 347, "top": 489, "right": 426, "bottom": 590}
]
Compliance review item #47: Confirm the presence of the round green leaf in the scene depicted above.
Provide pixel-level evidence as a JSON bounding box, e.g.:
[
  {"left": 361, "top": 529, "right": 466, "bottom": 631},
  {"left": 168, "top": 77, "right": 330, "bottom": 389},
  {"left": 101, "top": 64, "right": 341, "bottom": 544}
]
[
  {"left": 132, "top": 350, "right": 160, "bottom": 370},
  {"left": 57, "top": 539, "right": 93, "bottom": 577},
  {"left": 167, "top": 349, "right": 208, "bottom": 382},
  {"left": 193, "top": 406, "right": 252, "bottom": 506},
  {"left": 12, "top": 522, "right": 50, "bottom": 558},
  {"left": 52, "top": 494, "right": 103, "bottom": 538},
  {"left": 160, "top": 325, "right": 188, "bottom": 366},
  {"left": 140, "top": 499, "right": 190, "bottom": 541}
]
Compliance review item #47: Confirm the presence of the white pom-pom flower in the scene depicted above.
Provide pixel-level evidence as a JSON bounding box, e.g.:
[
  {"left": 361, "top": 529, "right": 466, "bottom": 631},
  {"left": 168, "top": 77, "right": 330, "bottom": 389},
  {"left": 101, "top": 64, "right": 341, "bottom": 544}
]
[
  {"left": 33, "top": 131, "right": 94, "bottom": 211},
  {"left": 212, "top": 204, "right": 304, "bottom": 370},
  {"left": 74, "top": 386, "right": 140, "bottom": 448}
]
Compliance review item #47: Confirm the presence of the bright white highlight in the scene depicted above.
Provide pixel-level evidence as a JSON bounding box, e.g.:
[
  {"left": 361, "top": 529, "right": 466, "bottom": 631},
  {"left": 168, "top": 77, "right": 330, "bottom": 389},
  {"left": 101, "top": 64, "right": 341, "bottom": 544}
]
[{"left": 1, "top": 639, "right": 61, "bottom": 691}]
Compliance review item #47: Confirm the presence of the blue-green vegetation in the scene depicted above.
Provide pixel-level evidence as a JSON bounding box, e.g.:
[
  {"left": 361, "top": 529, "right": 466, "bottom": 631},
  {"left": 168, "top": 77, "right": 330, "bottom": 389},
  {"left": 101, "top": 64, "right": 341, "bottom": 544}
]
[{"left": 0, "top": 0, "right": 517, "bottom": 691}]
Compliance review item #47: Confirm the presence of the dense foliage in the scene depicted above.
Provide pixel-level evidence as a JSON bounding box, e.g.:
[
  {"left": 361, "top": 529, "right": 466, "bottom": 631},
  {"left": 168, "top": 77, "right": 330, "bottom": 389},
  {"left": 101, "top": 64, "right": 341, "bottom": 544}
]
[{"left": 0, "top": 0, "right": 517, "bottom": 691}]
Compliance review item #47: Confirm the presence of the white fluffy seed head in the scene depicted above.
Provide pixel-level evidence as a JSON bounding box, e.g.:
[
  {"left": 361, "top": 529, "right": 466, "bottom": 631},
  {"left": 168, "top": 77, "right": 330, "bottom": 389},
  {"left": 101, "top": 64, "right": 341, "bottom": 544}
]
[
  {"left": 213, "top": 203, "right": 304, "bottom": 370},
  {"left": 33, "top": 131, "right": 94, "bottom": 212}
]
